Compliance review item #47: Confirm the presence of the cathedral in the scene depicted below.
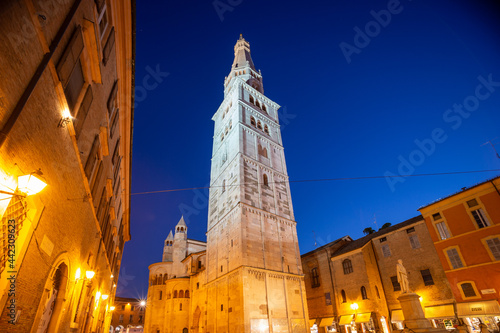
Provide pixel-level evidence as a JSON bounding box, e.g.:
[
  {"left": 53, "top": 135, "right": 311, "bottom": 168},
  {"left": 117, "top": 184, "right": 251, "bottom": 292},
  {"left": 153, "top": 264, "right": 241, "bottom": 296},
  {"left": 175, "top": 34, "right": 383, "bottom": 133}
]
[{"left": 145, "top": 35, "right": 309, "bottom": 333}]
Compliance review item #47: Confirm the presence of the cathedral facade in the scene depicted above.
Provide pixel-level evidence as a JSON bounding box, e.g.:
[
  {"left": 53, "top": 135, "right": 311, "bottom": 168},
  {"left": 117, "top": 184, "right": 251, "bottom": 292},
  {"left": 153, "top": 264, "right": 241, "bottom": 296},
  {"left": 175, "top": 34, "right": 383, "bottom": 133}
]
[{"left": 145, "top": 36, "right": 309, "bottom": 333}]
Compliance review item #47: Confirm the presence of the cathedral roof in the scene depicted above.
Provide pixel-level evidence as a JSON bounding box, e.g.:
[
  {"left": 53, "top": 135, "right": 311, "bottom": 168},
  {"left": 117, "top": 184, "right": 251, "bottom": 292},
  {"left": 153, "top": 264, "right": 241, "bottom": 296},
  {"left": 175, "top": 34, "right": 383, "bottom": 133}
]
[
  {"left": 176, "top": 216, "right": 187, "bottom": 228},
  {"left": 232, "top": 34, "right": 256, "bottom": 71}
]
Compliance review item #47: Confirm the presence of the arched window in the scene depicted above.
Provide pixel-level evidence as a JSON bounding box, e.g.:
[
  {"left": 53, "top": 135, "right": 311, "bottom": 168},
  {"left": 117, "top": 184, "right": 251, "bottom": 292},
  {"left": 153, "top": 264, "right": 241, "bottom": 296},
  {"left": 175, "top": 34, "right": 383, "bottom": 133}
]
[
  {"left": 173, "top": 290, "right": 178, "bottom": 298},
  {"left": 257, "top": 121, "right": 262, "bottom": 130},
  {"left": 375, "top": 286, "right": 380, "bottom": 299},
  {"left": 264, "top": 125, "right": 269, "bottom": 135},
  {"left": 221, "top": 133, "right": 224, "bottom": 141},
  {"left": 179, "top": 303, "right": 183, "bottom": 311},
  {"left": 163, "top": 275, "right": 168, "bottom": 283},
  {"left": 222, "top": 179, "right": 225, "bottom": 192},
  {"left": 343, "top": 259, "right": 353, "bottom": 274},
  {"left": 311, "top": 267, "right": 320, "bottom": 288},
  {"left": 262, "top": 148, "right": 268, "bottom": 158},
  {"left": 185, "top": 290, "right": 190, "bottom": 298},
  {"left": 158, "top": 274, "right": 162, "bottom": 284},
  {"left": 249, "top": 95, "right": 254, "bottom": 104},
  {"left": 229, "top": 120, "right": 232, "bottom": 129},
  {"left": 256, "top": 101, "right": 261, "bottom": 109},
  {"left": 179, "top": 290, "right": 184, "bottom": 298},
  {"left": 250, "top": 117, "right": 256, "bottom": 127},
  {"left": 341, "top": 290, "right": 347, "bottom": 303},
  {"left": 361, "top": 286, "right": 368, "bottom": 299},
  {"left": 262, "top": 105, "right": 267, "bottom": 113},
  {"left": 263, "top": 174, "right": 269, "bottom": 186}
]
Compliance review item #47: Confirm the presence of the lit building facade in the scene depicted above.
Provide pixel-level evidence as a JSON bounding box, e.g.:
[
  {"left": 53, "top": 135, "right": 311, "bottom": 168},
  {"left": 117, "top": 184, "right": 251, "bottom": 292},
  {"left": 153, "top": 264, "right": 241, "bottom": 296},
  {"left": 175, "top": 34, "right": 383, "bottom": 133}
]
[
  {"left": 145, "top": 35, "right": 309, "bottom": 333},
  {"left": 419, "top": 176, "right": 500, "bottom": 332},
  {"left": 0, "top": 0, "right": 134, "bottom": 331},
  {"left": 110, "top": 297, "right": 146, "bottom": 333},
  {"left": 302, "top": 216, "right": 455, "bottom": 333}
]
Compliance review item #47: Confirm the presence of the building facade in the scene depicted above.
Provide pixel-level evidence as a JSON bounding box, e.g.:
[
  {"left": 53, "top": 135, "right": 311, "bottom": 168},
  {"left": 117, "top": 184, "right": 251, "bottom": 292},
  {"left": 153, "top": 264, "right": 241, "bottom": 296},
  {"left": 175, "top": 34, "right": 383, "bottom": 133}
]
[
  {"left": 419, "top": 176, "right": 500, "bottom": 332},
  {"left": 110, "top": 297, "right": 146, "bottom": 333},
  {"left": 145, "top": 35, "right": 309, "bottom": 333},
  {"left": 0, "top": 0, "right": 134, "bottom": 331},
  {"left": 302, "top": 216, "right": 455, "bottom": 333}
]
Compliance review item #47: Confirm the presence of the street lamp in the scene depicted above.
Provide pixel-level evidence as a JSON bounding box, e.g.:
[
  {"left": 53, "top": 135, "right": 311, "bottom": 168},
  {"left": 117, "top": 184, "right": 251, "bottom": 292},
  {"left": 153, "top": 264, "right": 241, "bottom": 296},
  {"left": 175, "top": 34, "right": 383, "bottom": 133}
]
[
  {"left": 350, "top": 303, "right": 359, "bottom": 333},
  {"left": 0, "top": 171, "right": 47, "bottom": 197}
]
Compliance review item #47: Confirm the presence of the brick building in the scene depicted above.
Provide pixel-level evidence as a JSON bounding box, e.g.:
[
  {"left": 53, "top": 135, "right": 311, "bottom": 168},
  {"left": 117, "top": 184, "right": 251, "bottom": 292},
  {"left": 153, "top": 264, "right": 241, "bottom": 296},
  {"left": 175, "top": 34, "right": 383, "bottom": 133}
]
[
  {"left": 0, "top": 0, "right": 134, "bottom": 331},
  {"left": 302, "top": 216, "right": 455, "bottom": 333},
  {"left": 110, "top": 297, "right": 146, "bottom": 333},
  {"left": 419, "top": 176, "right": 500, "bottom": 332}
]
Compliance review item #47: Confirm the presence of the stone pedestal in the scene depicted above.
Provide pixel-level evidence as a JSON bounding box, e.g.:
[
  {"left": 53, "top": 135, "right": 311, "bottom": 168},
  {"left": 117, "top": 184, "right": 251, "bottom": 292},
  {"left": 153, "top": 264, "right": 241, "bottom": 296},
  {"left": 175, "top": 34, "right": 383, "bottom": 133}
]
[{"left": 397, "top": 292, "right": 448, "bottom": 333}]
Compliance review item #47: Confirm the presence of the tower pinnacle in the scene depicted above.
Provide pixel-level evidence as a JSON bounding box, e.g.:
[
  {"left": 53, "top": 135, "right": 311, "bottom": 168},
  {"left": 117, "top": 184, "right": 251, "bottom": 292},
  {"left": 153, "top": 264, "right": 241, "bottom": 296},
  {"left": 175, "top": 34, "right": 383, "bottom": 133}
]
[{"left": 232, "top": 34, "right": 255, "bottom": 70}]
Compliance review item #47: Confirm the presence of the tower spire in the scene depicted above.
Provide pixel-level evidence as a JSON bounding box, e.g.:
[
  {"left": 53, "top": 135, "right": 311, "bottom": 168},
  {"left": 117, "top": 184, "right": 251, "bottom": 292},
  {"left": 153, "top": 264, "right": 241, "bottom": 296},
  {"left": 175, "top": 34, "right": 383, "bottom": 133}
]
[{"left": 232, "top": 34, "right": 255, "bottom": 70}]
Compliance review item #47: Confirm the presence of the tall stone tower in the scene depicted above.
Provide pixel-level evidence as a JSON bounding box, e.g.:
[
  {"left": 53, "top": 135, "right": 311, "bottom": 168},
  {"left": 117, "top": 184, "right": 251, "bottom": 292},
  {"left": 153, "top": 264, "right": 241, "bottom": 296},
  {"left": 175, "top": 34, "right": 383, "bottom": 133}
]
[{"left": 205, "top": 35, "right": 309, "bottom": 332}]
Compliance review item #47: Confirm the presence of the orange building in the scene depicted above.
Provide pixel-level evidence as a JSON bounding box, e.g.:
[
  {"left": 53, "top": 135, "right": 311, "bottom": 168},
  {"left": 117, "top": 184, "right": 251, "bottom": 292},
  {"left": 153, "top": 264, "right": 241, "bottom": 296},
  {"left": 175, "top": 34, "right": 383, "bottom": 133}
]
[
  {"left": 110, "top": 297, "right": 146, "bottom": 333},
  {"left": 419, "top": 176, "right": 500, "bottom": 332}
]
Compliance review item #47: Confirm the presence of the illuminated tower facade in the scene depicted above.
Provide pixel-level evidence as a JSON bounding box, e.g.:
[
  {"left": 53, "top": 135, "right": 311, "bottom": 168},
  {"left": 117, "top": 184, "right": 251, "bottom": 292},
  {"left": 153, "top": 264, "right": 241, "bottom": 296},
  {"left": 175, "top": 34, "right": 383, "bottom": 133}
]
[{"left": 205, "top": 35, "right": 309, "bottom": 332}]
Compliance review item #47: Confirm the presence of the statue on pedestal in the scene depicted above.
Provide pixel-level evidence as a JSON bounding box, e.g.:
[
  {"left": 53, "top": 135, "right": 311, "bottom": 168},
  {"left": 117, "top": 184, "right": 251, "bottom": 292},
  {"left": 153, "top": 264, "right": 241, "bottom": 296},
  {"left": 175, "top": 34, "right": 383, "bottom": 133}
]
[{"left": 397, "top": 259, "right": 410, "bottom": 293}]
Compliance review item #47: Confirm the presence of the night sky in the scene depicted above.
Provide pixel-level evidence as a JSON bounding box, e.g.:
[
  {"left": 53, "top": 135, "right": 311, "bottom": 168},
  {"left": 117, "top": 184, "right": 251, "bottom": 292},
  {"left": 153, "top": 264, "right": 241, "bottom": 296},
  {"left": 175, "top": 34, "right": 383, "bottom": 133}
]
[{"left": 117, "top": 0, "right": 500, "bottom": 298}]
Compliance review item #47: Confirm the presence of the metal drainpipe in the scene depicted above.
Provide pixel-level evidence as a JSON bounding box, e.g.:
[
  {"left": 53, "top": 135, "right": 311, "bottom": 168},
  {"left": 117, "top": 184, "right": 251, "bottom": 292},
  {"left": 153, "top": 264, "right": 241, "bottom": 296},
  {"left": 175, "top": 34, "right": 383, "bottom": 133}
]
[
  {"left": 0, "top": 0, "right": 83, "bottom": 147},
  {"left": 324, "top": 247, "right": 336, "bottom": 317}
]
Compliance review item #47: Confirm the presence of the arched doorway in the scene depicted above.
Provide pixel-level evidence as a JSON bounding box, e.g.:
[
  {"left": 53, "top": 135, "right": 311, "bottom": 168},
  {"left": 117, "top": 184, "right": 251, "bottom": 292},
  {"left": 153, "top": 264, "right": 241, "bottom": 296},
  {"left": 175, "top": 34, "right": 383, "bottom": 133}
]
[
  {"left": 36, "top": 262, "right": 68, "bottom": 333},
  {"left": 192, "top": 306, "right": 201, "bottom": 332},
  {"left": 183, "top": 328, "right": 188, "bottom": 333}
]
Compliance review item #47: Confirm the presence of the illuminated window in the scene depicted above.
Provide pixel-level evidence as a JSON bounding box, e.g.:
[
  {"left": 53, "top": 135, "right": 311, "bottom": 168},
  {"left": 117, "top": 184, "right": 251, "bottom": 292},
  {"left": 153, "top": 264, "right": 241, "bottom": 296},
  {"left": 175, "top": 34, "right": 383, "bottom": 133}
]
[
  {"left": 342, "top": 259, "right": 353, "bottom": 274},
  {"left": 420, "top": 269, "right": 434, "bottom": 286},
  {"left": 311, "top": 268, "right": 320, "bottom": 288},
  {"left": 446, "top": 248, "right": 464, "bottom": 269}
]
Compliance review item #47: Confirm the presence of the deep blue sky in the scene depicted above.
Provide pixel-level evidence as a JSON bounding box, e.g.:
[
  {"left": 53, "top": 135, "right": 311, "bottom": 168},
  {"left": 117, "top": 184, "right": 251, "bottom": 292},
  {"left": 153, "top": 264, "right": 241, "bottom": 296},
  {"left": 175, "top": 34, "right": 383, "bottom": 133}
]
[{"left": 117, "top": 0, "right": 500, "bottom": 298}]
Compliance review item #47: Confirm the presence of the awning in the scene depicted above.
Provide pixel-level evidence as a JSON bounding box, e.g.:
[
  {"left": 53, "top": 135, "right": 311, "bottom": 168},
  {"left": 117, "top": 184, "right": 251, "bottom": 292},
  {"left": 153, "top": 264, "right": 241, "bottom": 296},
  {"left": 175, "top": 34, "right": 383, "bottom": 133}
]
[
  {"left": 339, "top": 315, "right": 354, "bottom": 326},
  {"left": 391, "top": 309, "right": 404, "bottom": 322},
  {"left": 319, "top": 317, "right": 335, "bottom": 327},
  {"left": 457, "top": 300, "right": 500, "bottom": 317},
  {"left": 356, "top": 313, "right": 371, "bottom": 323},
  {"left": 424, "top": 304, "right": 455, "bottom": 319},
  {"left": 309, "top": 319, "right": 316, "bottom": 327}
]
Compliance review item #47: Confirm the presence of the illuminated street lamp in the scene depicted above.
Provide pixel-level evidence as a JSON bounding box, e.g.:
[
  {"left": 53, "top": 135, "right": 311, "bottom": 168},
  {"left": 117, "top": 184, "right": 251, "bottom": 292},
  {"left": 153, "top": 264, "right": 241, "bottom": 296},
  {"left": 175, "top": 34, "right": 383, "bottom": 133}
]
[
  {"left": 140, "top": 301, "right": 146, "bottom": 307},
  {"left": 350, "top": 303, "right": 359, "bottom": 333},
  {"left": 0, "top": 171, "right": 47, "bottom": 197},
  {"left": 86, "top": 270, "right": 96, "bottom": 280}
]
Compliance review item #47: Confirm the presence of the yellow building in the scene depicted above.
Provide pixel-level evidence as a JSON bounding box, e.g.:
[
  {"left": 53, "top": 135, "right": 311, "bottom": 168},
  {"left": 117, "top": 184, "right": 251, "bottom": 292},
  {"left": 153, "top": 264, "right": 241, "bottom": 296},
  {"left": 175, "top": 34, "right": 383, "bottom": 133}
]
[
  {"left": 302, "top": 216, "right": 456, "bottom": 333},
  {"left": 110, "top": 297, "right": 146, "bottom": 333},
  {"left": 0, "top": 0, "right": 134, "bottom": 331}
]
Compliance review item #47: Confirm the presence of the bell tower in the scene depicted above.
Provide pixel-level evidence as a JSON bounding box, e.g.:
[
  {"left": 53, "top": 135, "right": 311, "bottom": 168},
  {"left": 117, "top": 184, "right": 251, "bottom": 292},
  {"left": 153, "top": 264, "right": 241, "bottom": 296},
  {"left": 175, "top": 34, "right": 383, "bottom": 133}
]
[{"left": 205, "top": 35, "right": 309, "bottom": 332}]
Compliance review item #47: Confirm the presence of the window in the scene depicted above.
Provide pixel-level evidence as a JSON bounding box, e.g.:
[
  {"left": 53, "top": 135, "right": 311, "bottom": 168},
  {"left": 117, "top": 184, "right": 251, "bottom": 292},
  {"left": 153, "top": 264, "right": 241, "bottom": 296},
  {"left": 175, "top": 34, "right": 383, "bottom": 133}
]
[
  {"left": 341, "top": 290, "right": 347, "bottom": 303},
  {"left": 263, "top": 105, "right": 267, "bottom": 113},
  {"left": 485, "top": 237, "right": 500, "bottom": 261},
  {"left": 381, "top": 244, "right": 391, "bottom": 257},
  {"left": 249, "top": 95, "right": 254, "bottom": 104},
  {"left": 258, "top": 145, "right": 268, "bottom": 158},
  {"left": 375, "top": 286, "right": 380, "bottom": 299},
  {"left": 84, "top": 135, "right": 100, "bottom": 179},
  {"left": 406, "top": 227, "right": 415, "bottom": 233},
  {"left": 379, "top": 237, "right": 387, "bottom": 243},
  {"left": 119, "top": 314, "right": 123, "bottom": 323},
  {"left": 264, "top": 125, "right": 269, "bottom": 134},
  {"left": 436, "top": 222, "right": 451, "bottom": 240},
  {"left": 74, "top": 85, "right": 93, "bottom": 138},
  {"left": 139, "top": 315, "right": 143, "bottom": 323},
  {"left": 460, "top": 282, "right": 477, "bottom": 298},
  {"left": 197, "top": 282, "right": 200, "bottom": 289},
  {"left": 391, "top": 276, "right": 401, "bottom": 291},
  {"left": 257, "top": 121, "right": 263, "bottom": 130},
  {"left": 159, "top": 291, "right": 162, "bottom": 300},
  {"left": 432, "top": 213, "right": 442, "bottom": 221},
  {"left": 185, "top": 290, "right": 190, "bottom": 298},
  {"left": 131, "top": 305, "right": 135, "bottom": 311},
  {"left": 471, "top": 208, "right": 490, "bottom": 228},
  {"left": 420, "top": 269, "right": 434, "bottom": 286},
  {"left": 466, "top": 199, "right": 479, "bottom": 208},
  {"left": 361, "top": 286, "right": 368, "bottom": 299},
  {"left": 311, "top": 267, "right": 320, "bottom": 288},
  {"left": 446, "top": 248, "right": 464, "bottom": 269},
  {"left": 121, "top": 305, "right": 125, "bottom": 310},
  {"left": 179, "top": 290, "right": 184, "bottom": 298},
  {"left": 173, "top": 290, "right": 177, "bottom": 298},
  {"left": 198, "top": 260, "right": 202, "bottom": 269},
  {"left": 221, "top": 304, "right": 224, "bottom": 311},
  {"left": 179, "top": 303, "right": 182, "bottom": 311},
  {"left": 110, "top": 108, "right": 119, "bottom": 138},
  {"left": 263, "top": 174, "right": 269, "bottom": 186},
  {"left": 102, "top": 27, "right": 115, "bottom": 65},
  {"left": 342, "top": 259, "right": 353, "bottom": 274},
  {"left": 250, "top": 116, "right": 256, "bottom": 127},
  {"left": 222, "top": 179, "right": 225, "bottom": 193},
  {"left": 409, "top": 234, "right": 421, "bottom": 249},
  {"left": 129, "top": 315, "right": 133, "bottom": 323}
]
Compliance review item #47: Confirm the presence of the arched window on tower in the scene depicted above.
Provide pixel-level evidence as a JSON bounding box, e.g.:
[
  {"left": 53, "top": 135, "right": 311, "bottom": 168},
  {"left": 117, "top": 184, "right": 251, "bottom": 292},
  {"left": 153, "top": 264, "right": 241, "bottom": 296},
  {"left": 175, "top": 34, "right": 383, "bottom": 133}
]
[
  {"left": 173, "top": 290, "right": 178, "bottom": 298},
  {"left": 179, "top": 290, "right": 184, "bottom": 298},
  {"left": 263, "top": 174, "right": 269, "bottom": 187},
  {"left": 264, "top": 125, "right": 269, "bottom": 135},
  {"left": 222, "top": 179, "right": 225, "bottom": 193},
  {"left": 249, "top": 95, "right": 254, "bottom": 104},
  {"left": 158, "top": 274, "right": 162, "bottom": 284},
  {"left": 250, "top": 117, "right": 256, "bottom": 127},
  {"left": 361, "top": 286, "right": 368, "bottom": 299},
  {"left": 341, "top": 290, "right": 347, "bottom": 303},
  {"left": 179, "top": 303, "right": 183, "bottom": 311},
  {"left": 221, "top": 133, "right": 224, "bottom": 142},
  {"left": 163, "top": 275, "right": 168, "bottom": 284},
  {"left": 262, "top": 104, "right": 267, "bottom": 113},
  {"left": 256, "top": 101, "right": 261, "bottom": 109},
  {"left": 185, "top": 290, "right": 190, "bottom": 298},
  {"left": 257, "top": 121, "right": 263, "bottom": 130}
]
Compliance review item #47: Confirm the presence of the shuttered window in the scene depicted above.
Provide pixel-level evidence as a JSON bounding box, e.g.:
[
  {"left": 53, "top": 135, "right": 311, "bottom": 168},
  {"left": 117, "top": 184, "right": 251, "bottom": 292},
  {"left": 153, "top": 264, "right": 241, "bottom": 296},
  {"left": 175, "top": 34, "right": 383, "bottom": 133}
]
[
  {"left": 102, "top": 27, "right": 115, "bottom": 65},
  {"left": 382, "top": 244, "right": 391, "bottom": 257},
  {"left": 446, "top": 248, "right": 464, "bottom": 269},
  {"left": 486, "top": 238, "right": 500, "bottom": 260},
  {"left": 409, "top": 234, "right": 421, "bottom": 249},
  {"left": 84, "top": 136, "right": 100, "bottom": 179},
  {"left": 75, "top": 85, "right": 93, "bottom": 138}
]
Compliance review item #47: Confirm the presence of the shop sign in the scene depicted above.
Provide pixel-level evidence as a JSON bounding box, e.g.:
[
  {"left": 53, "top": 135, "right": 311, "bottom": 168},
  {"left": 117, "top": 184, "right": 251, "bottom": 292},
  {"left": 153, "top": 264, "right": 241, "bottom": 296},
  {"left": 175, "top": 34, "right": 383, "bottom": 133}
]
[{"left": 480, "top": 289, "right": 496, "bottom": 295}]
